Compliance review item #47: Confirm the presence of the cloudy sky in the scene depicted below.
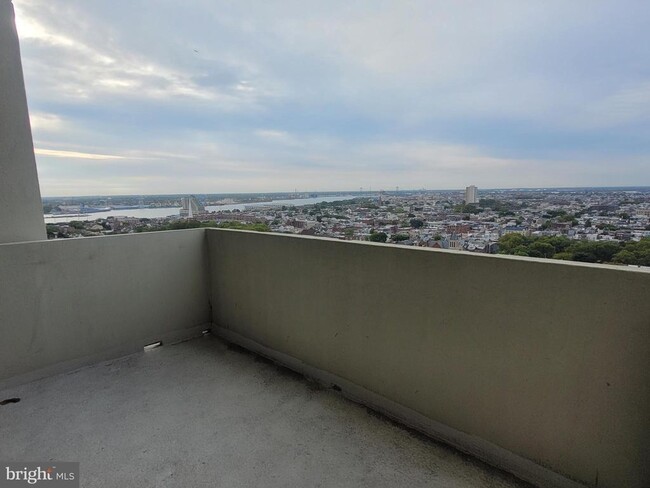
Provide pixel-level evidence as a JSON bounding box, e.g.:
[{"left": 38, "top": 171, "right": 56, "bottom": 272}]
[{"left": 13, "top": 0, "right": 650, "bottom": 196}]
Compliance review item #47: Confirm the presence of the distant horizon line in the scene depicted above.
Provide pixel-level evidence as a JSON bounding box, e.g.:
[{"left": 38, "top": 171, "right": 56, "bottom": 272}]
[{"left": 41, "top": 185, "right": 650, "bottom": 199}]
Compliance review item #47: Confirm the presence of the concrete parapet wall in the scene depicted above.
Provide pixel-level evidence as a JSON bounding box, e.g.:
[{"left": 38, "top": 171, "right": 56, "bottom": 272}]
[
  {"left": 1, "top": 228, "right": 648, "bottom": 487},
  {"left": 0, "top": 0, "right": 46, "bottom": 243},
  {"left": 206, "top": 229, "right": 650, "bottom": 488},
  {"left": 0, "top": 230, "right": 211, "bottom": 387}
]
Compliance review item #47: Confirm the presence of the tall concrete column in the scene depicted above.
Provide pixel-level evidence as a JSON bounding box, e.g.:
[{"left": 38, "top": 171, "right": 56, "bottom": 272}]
[{"left": 0, "top": 0, "right": 46, "bottom": 243}]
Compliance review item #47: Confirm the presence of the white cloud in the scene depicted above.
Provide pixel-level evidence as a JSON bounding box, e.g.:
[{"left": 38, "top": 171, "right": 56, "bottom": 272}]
[
  {"left": 10, "top": 0, "right": 650, "bottom": 195},
  {"left": 254, "top": 129, "right": 299, "bottom": 145},
  {"left": 29, "top": 112, "right": 65, "bottom": 132},
  {"left": 358, "top": 142, "right": 517, "bottom": 171},
  {"left": 566, "top": 81, "right": 650, "bottom": 130},
  {"left": 14, "top": 1, "right": 267, "bottom": 107},
  {"left": 34, "top": 148, "right": 125, "bottom": 160}
]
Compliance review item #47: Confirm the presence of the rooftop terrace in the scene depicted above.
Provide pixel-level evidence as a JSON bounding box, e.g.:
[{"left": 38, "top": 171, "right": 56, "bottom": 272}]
[
  {"left": 1, "top": 228, "right": 648, "bottom": 488},
  {"left": 0, "top": 335, "right": 531, "bottom": 488}
]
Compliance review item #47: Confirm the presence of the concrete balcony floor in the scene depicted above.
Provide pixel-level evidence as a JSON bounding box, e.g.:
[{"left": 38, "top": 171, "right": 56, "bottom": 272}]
[{"left": 0, "top": 335, "right": 531, "bottom": 488}]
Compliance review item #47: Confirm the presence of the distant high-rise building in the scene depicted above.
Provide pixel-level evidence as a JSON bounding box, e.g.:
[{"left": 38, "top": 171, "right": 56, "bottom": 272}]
[
  {"left": 465, "top": 185, "right": 478, "bottom": 204},
  {"left": 180, "top": 196, "right": 204, "bottom": 218}
]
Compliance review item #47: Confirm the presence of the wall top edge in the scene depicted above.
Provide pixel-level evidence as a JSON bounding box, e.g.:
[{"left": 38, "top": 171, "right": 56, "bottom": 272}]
[
  {"left": 0, "top": 227, "right": 646, "bottom": 275},
  {"left": 0, "top": 227, "right": 207, "bottom": 248},
  {"left": 205, "top": 227, "right": 650, "bottom": 274}
]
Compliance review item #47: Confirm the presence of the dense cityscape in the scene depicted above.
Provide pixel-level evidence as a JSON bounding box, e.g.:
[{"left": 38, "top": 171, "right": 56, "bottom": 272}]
[{"left": 43, "top": 186, "right": 650, "bottom": 266}]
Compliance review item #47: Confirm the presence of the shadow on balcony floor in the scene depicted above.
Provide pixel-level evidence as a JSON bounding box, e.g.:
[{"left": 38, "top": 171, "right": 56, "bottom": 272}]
[{"left": 0, "top": 335, "right": 532, "bottom": 487}]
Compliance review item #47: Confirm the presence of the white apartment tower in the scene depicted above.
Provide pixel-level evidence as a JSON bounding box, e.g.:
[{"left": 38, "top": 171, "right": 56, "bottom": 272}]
[{"left": 465, "top": 185, "right": 478, "bottom": 204}]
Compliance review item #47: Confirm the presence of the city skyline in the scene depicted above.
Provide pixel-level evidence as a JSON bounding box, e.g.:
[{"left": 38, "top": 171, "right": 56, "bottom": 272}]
[
  {"left": 13, "top": 0, "right": 650, "bottom": 196},
  {"left": 39, "top": 185, "right": 650, "bottom": 200}
]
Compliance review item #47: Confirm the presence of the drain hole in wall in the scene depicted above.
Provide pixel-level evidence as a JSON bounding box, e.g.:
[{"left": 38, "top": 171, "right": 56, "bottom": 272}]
[
  {"left": 0, "top": 398, "right": 20, "bottom": 405},
  {"left": 331, "top": 384, "right": 342, "bottom": 392},
  {"left": 144, "top": 341, "right": 162, "bottom": 352}
]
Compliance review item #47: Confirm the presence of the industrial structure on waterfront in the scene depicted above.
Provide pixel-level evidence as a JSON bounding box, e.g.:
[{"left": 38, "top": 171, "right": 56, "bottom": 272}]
[{"left": 180, "top": 195, "right": 205, "bottom": 218}]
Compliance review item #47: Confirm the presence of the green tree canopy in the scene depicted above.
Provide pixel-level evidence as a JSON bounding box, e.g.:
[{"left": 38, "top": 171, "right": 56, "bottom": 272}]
[
  {"left": 368, "top": 232, "right": 388, "bottom": 242},
  {"left": 498, "top": 234, "right": 650, "bottom": 266},
  {"left": 391, "top": 233, "right": 409, "bottom": 242}
]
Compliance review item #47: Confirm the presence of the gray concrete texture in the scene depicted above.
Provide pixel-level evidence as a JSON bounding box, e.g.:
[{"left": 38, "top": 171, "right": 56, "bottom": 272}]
[
  {"left": 0, "top": 230, "right": 211, "bottom": 387},
  {"left": 0, "top": 335, "right": 532, "bottom": 488},
  {"left": 1, "top": 228, "right": 649, "bottom": 487},
  {"left": 0, "top": 0, "right": 46, "bottom": 244},
  {"left": 207, "top": 229, "right": 650, "bottom": 488}
]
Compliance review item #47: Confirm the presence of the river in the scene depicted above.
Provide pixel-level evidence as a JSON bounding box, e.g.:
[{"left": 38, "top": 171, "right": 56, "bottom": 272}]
[{"left": 44, "top": 195, "right": 356, "bottom": 223}]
